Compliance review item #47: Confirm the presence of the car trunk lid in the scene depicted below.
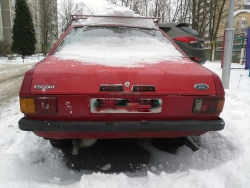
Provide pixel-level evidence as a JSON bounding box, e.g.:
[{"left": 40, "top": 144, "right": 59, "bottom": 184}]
[{"left": 31, "top": 57, "right": 216, "bottom": 96}]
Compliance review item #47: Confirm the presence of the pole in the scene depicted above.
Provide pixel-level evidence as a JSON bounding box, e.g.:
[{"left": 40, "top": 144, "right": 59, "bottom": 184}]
[{"left": 222, "top": 0, "right": 235, "bottom": 89}]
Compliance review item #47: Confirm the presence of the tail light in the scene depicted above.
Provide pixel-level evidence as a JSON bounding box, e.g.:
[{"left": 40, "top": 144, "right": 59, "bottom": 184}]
[
  {"left": 193, "top": 98, "right": 224, "bottom": 114},
  {"left": 192, "top": 57, "right": 200, "bottom": 61},
  {"left": 174, "top": 36, "right": 198, "bottom": 43},
  {"left": 20, "top": 97, "right": 57, "bottom": 114}
]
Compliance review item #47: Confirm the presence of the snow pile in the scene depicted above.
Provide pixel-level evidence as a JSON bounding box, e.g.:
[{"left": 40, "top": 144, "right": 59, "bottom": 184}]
[
  {"left": 234, "top": 9, "right": 250, "bottom": 17},
  {"left": 102, "top": 6, "right": 134, "bottom": 17},
  {"left": 83, "top": 0, "right": 135, "bottom": 17},
  {"left": 75, "top": 1, "right": 156, "bottom": 29},
  {"left": 80, "top": 16, "right": 157, "bottom": 29},
  {"left": 55, "top": 37, "right": 183, "bottom": 67}
]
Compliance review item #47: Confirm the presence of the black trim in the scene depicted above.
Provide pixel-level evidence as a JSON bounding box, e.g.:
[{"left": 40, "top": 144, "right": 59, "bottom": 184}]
[
  {"left": 19, "top": 118, "right": 225, "bottom": 132},
  {"left": 100, "top": 85, "right": 123, "bottom": 92},
  {"left": 175, "top": 23, "right": 190, "bottom": 27},
  {"left": 132, "top": 85, "right": 156, "bottom": 92}
]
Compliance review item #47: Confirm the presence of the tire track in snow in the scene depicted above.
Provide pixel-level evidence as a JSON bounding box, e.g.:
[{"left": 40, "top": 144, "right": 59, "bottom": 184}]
[{"left": 0, "top": 63, "right": 36, "bottom": 103}]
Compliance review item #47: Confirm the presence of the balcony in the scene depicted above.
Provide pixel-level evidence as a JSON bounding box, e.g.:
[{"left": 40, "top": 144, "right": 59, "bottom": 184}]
[{"left": 244, "top": 5, "right": 250, "bottom": 9}]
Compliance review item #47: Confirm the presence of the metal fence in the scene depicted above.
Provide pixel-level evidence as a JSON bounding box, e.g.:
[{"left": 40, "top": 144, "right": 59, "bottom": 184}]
[{"left": 205, "top": 33, "right": 247, "bottom": 63}]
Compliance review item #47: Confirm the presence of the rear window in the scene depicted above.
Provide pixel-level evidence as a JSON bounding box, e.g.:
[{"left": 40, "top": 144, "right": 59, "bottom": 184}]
[
  {"left": 177, "top": 26, "right": 199, "bottom": 36},
  {"left": 57, "top": 26, "right": 175, "bottom": 51},
  {"left": 54, "top": 26, "right": 184, "bottom": 67}
]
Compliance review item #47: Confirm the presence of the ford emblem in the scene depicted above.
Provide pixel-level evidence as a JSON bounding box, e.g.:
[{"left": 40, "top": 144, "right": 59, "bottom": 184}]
[{"left": 194, "top": 83, "right": 209, "bottom": 90}]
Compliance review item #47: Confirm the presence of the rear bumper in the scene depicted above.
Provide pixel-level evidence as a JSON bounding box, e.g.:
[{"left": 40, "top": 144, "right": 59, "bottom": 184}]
[{"left": 19, "top": 117, "right": 225, "bottom": 133}]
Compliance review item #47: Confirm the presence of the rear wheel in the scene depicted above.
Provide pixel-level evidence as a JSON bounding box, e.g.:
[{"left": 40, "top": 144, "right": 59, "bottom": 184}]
[{"left": 49, "top": 139, "right": 72, "bottom": 148}]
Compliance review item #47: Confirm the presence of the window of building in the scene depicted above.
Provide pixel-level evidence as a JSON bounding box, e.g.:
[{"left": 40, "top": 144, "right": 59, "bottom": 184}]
[
  {"left": 12, "top": 0, "right": 16, "bottom": 7},
  {"left": 241, "top": 28, "right": 247, "bottom": 32},
  {"left": 244, "top": 5, "right": 250, "bottom": 9}
]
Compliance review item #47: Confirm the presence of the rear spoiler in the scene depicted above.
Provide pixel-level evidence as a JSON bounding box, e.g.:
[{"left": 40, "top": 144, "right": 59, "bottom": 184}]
[{"left": 175, "top": 23, "right": 190, "bottom": 27}]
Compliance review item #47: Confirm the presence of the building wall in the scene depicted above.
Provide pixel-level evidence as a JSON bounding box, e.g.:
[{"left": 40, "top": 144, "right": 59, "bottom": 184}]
[
  {"left": 203, "top": 0, "right": 248, "bottom": 41},
  {"left": 215, "top": 0, "right": 246, "bottom": 38},
  {"left": 0, "top": 2, "right": 3, "bottom": 41},
  {"left": 0, "top": 0, "right": 58, "bottom": 53},
  {"left": 49, "top": 1, "right": 58, "bottom": 45},
  {"left": 0, "top": 0, "right": 15, "bottom": 44}
]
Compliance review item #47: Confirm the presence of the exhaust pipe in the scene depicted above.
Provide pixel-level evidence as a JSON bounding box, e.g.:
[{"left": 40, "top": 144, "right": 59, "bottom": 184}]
[{"left": 72, "top": 139, "right": 97, "bottom": 155}]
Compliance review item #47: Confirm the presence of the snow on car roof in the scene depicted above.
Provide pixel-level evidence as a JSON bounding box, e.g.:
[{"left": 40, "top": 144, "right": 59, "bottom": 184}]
[
  {"left": 71, "top": 5, "right": 159, "bottom": 29},
  {"left": 71, "top": 15, "right": 159, "bottom": 29}
]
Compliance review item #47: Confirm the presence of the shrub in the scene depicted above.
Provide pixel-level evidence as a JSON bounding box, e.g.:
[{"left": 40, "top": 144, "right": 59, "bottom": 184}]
[
  {"left": 11, "top": 0, "right": 36, "bottom": 58},
  {"left": 0, "top": 41, "right": 11, "bottom": 57}
]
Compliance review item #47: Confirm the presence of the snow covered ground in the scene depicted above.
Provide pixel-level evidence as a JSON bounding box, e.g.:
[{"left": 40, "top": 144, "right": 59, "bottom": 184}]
[
  {"left": 0, "top": 54, "right": 43, "bottom": 65},
  {"left": 0, "top": 60, "right": 250, "bottom": 188},
  {"left": 0, "top": 56, "right": 40, "bottom": 102}
]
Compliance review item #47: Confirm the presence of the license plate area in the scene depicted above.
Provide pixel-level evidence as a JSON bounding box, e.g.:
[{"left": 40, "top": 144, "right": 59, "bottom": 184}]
[{"left": 90, "top": 98, "right": 162, "bottom": 113}]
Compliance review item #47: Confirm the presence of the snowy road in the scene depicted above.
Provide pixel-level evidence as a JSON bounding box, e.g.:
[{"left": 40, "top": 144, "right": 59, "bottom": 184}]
[{"left": 0, "top": 63, "right": 35, "bottom": 102}]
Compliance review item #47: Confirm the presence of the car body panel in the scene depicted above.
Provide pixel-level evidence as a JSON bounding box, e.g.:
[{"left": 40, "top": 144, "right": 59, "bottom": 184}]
[{"left": 30, "top": 56, "right": 216, "bottom": 95}]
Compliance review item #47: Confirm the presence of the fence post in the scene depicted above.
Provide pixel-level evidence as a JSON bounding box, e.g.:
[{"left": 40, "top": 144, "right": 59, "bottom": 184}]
[
  {"left": 211, "top": 42, "right": 215, "bottom": 62},
  {"left": 221, "top": 30, "right": 226, "bottom": 68},
  {"left": 240, "top": 48, "right": 245, "bottom": 65},
  {"left": 246, "top": 28, "right": 250, "bottom": 70}
]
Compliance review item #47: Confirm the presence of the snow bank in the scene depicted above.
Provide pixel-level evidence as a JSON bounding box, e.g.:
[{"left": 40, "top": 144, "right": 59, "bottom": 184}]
[{"left": 0, "top": 55, "right": 42, "bottom": 66}]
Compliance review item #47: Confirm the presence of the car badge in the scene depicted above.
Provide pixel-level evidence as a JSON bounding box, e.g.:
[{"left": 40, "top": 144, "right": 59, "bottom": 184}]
[
  {"left": 194, "top": 83, "right": 209, "bottom": 90},
  {"left": 34, "top": 85, "right": 56, "bottom": 90},
  {"left": 124, "top": 82, "right": 130, "bottom": 87}
]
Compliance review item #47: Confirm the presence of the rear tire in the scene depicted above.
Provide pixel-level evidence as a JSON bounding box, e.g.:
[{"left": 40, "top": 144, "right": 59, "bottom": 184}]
[{"left": 49, "top": 139, "right": 71, "bottom": 148}]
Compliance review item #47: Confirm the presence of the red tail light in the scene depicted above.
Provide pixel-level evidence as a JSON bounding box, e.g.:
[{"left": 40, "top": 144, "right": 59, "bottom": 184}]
[
  {"left": 190, "top": 57, "right": 200, "bottom": 62},
  {"left": 174, "top": 36, "right": 198, "bottom": 43},
  {"left": 193, "top": 98, "right": 224, "bottom": 114},
  {"left": 193, "top": 57, "right": 200, "bottom": 61}
]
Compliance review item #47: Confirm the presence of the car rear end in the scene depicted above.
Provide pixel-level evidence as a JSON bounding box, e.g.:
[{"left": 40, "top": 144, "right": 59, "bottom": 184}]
[
  {"left": 18, "top": 16, "right": 224, "bottom": 142},
  {"left": 159, "top": 23, "right": 206, "bottom": 65},
  {"left": 19, "top": 63, "right": 225, "bottom": 139}
]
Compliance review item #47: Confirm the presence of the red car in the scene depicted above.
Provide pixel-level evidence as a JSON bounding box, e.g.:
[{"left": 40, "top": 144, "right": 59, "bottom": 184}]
[{"left": 19, "top": 16, "right": 225, "bottom": 152}]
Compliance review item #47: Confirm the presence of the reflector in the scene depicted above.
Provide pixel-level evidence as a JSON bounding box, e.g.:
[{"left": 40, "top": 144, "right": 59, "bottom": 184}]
[
  {"left": 20, "top": 97, "right": 57, "bottom": 114},
  {"left": 20, "top": 98, "right": 35, "bottom": 114},
  {"left": 193, "top": 98, "right": 224, "bottom": 114}
]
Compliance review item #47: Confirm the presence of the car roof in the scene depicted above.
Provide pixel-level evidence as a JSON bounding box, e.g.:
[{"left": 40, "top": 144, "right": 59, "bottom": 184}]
[{"left": 71, "top": 15, "right": 160, "bottom": 29}]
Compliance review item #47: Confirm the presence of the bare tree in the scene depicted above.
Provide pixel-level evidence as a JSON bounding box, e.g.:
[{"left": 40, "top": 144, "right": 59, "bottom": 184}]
[
  {"left": 104, "top": 0, "right": 250, "bottom": 41},
  {"left": 39, "top": 0, "right": 57, "bottom": 55},
  {"left": 58, "top": 0, "right": 90, "bottom": 36},
  {"left": 58, "top": 0, "right": 75, "bottom": 35}
]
